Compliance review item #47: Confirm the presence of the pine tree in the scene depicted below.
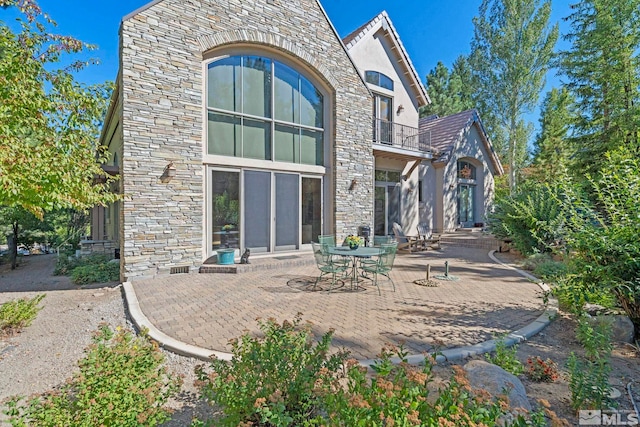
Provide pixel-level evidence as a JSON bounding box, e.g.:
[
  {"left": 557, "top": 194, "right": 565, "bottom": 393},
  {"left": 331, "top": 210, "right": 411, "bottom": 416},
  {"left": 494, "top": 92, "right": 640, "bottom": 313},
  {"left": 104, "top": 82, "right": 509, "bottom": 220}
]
[
  {"left": 470, "top": 0, "right": 559, "bottom": 192},
  {"left": 420, "top": 58, "right": 473, "bottom": 118},
  {"left": 531, "top": 88, "right": 576, "bottom": 182},
  {"left": 560, "top": 0, "right": 640, "bottom": 177}
]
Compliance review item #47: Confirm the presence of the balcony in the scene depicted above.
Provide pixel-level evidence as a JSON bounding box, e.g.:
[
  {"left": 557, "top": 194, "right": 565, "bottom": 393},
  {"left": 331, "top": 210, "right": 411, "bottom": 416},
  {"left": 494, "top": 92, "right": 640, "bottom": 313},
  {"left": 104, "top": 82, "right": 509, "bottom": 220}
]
[{"left": 373, "top": 119, "right": 433, "bottom": 161}]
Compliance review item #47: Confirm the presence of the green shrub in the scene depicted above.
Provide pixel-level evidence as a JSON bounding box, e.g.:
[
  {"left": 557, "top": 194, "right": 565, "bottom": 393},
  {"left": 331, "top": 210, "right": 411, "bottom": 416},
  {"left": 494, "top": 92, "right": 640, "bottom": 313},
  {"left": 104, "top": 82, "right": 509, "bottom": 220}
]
[
  {"left": 533, "top": 260, "right": 568, "bottom": 282},
  {"left": 485, "top": 335, "right": 524, "bottom": 376},
  {"left": 5, "top": 325, "right": 180, "bottom": 426},
  {"left": 195, "top": 314, "right": 347, "bottom": 426},
  {"left": 53, "top": 255, "right": 80, "bottom": 276},
  {"left": 70, "top": 261, "right": 119, "bottom": 285},
  {"left": 567, "top": 316, "right": 613, "bottom": 411},
  {"left": 0, "top": 294, "right": 45, "bottom": 336},
  {"left": 321, "top": 345, "right": 546, "bottom": 427},
  {"left": 562, "top": 152, "right": 640, "bottom": 325},
  {"left": 520, "top": 253, "right": 553, "bottom": 271},
  {"left": 488, "top": 182, "right": 566, "bottom": 256},
  {"left": 55, "top": 253, "right": 114, "bottom": 277}
]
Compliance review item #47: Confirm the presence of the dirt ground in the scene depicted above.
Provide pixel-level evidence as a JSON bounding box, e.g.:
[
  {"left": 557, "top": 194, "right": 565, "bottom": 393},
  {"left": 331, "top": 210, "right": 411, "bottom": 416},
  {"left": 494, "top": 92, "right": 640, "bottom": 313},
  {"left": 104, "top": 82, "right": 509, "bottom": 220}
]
[
  {"left": 491, "top": 252, "right": 640, "bottom": 425},
  {"left": 512, "top": 313, "right": 640, "bottom": 425}
]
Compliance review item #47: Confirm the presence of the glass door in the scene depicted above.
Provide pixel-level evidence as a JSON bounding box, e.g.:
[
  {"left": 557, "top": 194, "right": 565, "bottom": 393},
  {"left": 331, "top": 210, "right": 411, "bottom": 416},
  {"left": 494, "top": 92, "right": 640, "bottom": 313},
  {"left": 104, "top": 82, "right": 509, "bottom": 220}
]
[
  {"left": 244, "top": 170, "right": 271, "bottom": 253},
  {"left": 387, "top": 184, "right": 400, "bottom": 234},
  {"left": 211, "top": 170, "right": 241, "bottom": 253},
  {"left": 302, "top": 177, "right": 322, "bottom": 245},
  {"left": 373, "top": 94, "right": 393, "bottom": 144},
  {"left": 275, "top": 173, "right": 299, "bottom": 251},
  {"left": 458, "top": 184, "right": 475, "bottom": 227},
  {"left": 373, "top": 184, "right": 401, "bottom": 236}
]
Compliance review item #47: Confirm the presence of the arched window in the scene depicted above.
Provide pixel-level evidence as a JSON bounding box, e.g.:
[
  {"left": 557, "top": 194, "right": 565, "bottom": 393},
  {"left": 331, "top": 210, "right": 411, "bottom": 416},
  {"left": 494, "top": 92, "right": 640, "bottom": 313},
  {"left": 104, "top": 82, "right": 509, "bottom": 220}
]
[
  {"left": 457, "top": 161, "right": 476, "bottom": 180},
  {"left": 365, "top": 70, "right": 394, "bottom": 90},
  {"left": 207, "top": 55, "right": 324, "bottom": 166}
]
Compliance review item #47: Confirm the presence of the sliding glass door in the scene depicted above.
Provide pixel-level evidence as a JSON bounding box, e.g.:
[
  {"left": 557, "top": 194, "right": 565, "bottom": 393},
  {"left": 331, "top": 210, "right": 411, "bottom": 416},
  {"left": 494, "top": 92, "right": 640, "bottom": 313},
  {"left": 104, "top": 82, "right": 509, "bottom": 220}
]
[
  {"left": 275, "top": 173, "right": 299, "bottom": 251},
  {"left": 244, "top": 170, "right": 271, "bottom": 253},
  {"left": 209, "top": 168, "right": 321, "bottom": 256},
  {"left": 301, "top": 177, "right": 321, "bottom": 245},
  {"left": 211, "top": 170, "right": 240, "bottom": 252}
]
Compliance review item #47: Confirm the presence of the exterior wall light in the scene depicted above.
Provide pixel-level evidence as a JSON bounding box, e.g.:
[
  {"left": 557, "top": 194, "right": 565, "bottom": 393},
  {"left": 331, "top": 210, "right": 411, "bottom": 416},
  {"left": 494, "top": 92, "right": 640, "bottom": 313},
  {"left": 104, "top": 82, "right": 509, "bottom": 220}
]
[
  {"left": 161, "top": 161, "right": 177, "bottom": 182},
  {"left": 396, "top": 104, "right": 404, "bottom": 115},
  {"left": 349, "top": 179, "right": 357, "bottom": 191}
]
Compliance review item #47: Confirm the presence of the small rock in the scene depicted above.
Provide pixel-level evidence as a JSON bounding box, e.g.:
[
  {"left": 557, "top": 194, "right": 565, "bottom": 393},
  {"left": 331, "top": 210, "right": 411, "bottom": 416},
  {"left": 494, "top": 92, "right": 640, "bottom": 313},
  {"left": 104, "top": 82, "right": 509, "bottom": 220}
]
[
  {"left": 464, "top": 359, "right": 532, "bottom": 411},
  {"left": 93, "top": 292, "right": 105, "bottom": 297}
]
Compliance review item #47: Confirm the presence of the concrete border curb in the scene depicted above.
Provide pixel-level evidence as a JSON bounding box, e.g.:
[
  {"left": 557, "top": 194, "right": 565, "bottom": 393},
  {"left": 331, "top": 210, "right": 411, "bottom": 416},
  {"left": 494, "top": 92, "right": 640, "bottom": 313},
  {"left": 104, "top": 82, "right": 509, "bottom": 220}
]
[{"left": 123, "top": 249, "right": 558, "bottom": 366}]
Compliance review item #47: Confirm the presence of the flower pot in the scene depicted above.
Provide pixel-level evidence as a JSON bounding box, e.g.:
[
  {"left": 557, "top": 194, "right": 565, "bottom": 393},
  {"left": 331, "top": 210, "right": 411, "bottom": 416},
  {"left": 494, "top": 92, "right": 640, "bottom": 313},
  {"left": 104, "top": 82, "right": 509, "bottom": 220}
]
[
  {"left": 349, "top": 244, "right": 359, "bottom": 250},
  {"left": 217, "top": 248, "right": 235, "bottom": 265}
]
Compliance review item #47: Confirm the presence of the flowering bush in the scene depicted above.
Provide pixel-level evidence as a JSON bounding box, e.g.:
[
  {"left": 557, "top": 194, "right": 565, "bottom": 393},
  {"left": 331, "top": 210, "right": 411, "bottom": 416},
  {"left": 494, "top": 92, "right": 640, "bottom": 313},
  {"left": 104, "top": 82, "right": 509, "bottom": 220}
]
[
  {"left": 5, "top": 325, "right": 180, "bottom": 426},
  {"left": 195, "top": 314, "right": 346, "bottom": 426},
  {"left": 344, "top": 235, "right": 363, "bottom": 247},
  {"left": 526, "top": 356, "right": 559, "bottom": 382},
  {"left": 321, "top": 345, "right": 548, "bottom": 427}
]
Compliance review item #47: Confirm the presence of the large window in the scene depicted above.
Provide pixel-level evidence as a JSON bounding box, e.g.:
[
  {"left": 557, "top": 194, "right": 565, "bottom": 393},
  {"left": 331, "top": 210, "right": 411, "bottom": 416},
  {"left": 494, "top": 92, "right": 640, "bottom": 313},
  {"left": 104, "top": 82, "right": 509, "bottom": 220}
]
[{"left": 207, "top": 56, "right": 324, "bottom": 166}]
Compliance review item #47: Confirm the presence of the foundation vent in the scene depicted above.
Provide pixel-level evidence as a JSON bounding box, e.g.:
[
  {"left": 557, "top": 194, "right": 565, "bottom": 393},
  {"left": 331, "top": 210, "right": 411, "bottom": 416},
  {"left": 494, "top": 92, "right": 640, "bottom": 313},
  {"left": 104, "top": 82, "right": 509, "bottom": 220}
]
[{"left": 170, "top": 266, "right": 190, "bottom": 274}]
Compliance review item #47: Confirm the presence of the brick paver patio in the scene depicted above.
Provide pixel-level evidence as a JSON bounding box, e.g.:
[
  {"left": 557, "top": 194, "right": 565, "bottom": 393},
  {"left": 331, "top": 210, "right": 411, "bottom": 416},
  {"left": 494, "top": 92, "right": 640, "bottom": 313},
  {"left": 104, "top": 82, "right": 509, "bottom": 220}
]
[{"left": 131, "top": 246, "right": 544, "bottom": 360}]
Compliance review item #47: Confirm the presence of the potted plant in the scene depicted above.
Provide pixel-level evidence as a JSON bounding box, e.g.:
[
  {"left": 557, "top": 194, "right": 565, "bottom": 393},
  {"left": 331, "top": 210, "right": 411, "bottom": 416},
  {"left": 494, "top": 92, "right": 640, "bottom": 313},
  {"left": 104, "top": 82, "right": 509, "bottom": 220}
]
[{"left": 345, "top": 235, "right": 363, "bottom": 250}]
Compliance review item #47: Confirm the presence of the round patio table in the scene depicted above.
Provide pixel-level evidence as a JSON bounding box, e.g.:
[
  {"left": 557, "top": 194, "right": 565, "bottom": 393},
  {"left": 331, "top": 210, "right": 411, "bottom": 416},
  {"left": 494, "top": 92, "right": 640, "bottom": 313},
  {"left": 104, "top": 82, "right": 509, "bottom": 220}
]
[{"left": 327, "top": 246, "right": 383, "bottom": 290}]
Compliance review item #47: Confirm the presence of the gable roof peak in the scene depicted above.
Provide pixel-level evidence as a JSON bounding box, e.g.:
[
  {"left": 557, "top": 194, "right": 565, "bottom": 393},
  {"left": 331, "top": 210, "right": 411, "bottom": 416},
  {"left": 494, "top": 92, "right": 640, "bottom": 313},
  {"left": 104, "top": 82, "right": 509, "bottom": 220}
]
[
  {"left": 343, "top": 11, "right": 429, "bottom": 106},
  {"left": 419, "top": 109, "right": 503, "bottom": 175}
]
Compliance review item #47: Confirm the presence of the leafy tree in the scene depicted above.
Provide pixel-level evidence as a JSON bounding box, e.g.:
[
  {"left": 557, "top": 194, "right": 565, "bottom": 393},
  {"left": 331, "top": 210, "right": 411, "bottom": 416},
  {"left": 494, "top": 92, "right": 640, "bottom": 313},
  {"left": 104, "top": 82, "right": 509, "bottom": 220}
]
[
  {"left": 559, "top": 0, "right": 640, "bottom": 178},
  {"left": 470, "top": 0, "right": 559, "bottom": 192},
  {"left": 531, "top": 88, "right": 576, "bottom": 182},
  {"left": 0, "top": 206, "right": 44, "bottom": 269},
  {"left": 420, "top": 58, "right": 474, "bottom": 118},
  {"left": 0, "top": 0, "right": 118, "bottom": 218}
]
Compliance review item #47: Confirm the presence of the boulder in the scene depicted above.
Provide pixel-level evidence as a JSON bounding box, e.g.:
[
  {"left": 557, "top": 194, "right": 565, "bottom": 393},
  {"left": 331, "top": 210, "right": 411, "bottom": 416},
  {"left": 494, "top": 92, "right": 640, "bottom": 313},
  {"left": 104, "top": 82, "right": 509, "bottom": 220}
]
[
  {"left": 463, "top": 360, "right": 531, "bottom": 411},
  {"left": 597, "top": 315, "right": 636, "bottom": 343}
]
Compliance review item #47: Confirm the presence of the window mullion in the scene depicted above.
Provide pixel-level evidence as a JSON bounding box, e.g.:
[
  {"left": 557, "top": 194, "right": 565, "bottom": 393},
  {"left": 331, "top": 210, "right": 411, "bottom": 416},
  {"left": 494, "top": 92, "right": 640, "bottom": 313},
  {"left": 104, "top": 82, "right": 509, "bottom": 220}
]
[
  {"left": 297, "top": 74, "right": 301, "bottom": 163},
  {"left": 271, "top": 60, "right": 275, "bottom": 162}
]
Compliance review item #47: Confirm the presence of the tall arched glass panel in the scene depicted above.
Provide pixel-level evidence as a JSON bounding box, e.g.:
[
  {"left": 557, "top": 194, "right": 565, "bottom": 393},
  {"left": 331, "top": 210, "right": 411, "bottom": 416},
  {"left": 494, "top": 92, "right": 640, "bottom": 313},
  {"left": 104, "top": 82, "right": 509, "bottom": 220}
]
[{"left": 207, "top": 56, "right": 324, "bottom": 165}]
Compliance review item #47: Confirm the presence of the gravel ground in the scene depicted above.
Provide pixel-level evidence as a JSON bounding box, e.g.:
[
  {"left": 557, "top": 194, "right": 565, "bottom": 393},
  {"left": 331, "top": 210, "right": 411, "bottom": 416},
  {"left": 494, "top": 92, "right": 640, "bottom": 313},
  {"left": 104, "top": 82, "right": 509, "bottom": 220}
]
[{"left": 0, "top": 255, "right": 216, "bottom": 425}]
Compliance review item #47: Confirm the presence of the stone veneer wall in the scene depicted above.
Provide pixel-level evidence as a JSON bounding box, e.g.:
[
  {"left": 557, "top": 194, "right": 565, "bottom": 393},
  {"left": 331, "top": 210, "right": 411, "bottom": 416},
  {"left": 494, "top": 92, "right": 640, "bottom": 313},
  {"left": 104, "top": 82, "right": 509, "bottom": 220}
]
[
  {"left": 120, "top": 0, "right": 373, "bottom": 281},
  {"left": 80, "top": 240, "right": 117, "bottom": 259}
]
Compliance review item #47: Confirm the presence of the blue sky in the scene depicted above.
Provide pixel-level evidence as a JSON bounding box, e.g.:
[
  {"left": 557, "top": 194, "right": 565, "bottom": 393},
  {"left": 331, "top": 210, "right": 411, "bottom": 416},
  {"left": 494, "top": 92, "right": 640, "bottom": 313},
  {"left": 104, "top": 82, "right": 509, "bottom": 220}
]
[{"left": 4, "top": 0, "right": 573, "bottom": 129}]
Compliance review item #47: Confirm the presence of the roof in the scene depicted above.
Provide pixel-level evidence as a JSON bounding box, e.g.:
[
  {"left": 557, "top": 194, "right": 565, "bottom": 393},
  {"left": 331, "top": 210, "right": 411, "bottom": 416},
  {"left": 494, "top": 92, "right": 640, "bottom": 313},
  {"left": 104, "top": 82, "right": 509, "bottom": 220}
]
[
  {"left": 419, "top": 109, "right": 504, "bottom": 175},
  {"left": 343, "top": 11, "right": 430, "bottom": 107}
]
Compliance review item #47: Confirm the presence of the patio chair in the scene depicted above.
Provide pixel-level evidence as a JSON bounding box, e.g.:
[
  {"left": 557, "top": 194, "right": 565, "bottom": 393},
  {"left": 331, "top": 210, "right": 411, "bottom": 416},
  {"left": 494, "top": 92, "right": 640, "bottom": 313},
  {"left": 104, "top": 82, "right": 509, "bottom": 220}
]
[
  {"left": 311, "top": 242, "right": 348, "bottom": 292},
  {"left": 372, "top": 235, "right": 394, "bottom": 246},
  {"left": 359, "top": 235, "right": 393, "bottom": 269},
  {"left": 392, "top": 222, "right": 422, "bottom": 252},
  {"left": 360, "top": 242, "right": 397, "bottom": 295},
  {"left": 318, "top": 234, "right": 350, "bottom": 268},
  {"left": 416, "top": 223, "right": 442, "bottom": 250}
]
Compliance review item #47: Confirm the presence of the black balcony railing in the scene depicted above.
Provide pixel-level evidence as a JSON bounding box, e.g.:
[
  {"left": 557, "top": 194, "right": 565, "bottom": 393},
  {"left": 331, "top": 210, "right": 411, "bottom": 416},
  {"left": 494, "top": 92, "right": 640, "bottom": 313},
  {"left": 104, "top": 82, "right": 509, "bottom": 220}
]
[{"left": 373, "top": 119, "right": 431, "bottom": 153}]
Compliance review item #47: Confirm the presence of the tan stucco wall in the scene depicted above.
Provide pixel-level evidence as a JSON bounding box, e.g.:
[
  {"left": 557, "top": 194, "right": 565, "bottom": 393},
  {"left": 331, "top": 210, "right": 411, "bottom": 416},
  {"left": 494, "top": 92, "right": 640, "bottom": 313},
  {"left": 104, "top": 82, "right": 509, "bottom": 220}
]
[{"left": 440, "top": 124, "right": 497, "bottom": 231}]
